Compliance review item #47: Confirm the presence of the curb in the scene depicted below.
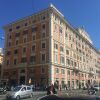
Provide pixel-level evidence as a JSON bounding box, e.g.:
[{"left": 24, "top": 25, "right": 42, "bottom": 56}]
[{"left": 33, "top": 91, "right": 46, "bottom": 95}]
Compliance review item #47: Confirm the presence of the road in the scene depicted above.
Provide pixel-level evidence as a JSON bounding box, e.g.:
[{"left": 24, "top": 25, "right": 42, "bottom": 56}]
[
  {"left": 0, "top": 90, "right": 100, "bottom": 100},
  {"left": 0, "top": 94, "right": 46, "bottom": 100},
  {"left": 0, "top": 91, "right": 46, "bottom": 100}
]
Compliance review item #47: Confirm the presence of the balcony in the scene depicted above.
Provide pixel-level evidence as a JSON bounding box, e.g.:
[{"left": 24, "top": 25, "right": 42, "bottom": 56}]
[
  {"left": 19, "top": 63, "right": 27, "bottom": 67},
  {"left": 29, "top": 62, "right": 35, "bottom": 65},
  {"left": 73, "top": 66, "right": 79, "bottom": 73},
  {"left": 89, "top": 71, "right": 94, "bottom": 76},
  {"left": 95, "top": 63, "right": 100, "bottom": 68}
]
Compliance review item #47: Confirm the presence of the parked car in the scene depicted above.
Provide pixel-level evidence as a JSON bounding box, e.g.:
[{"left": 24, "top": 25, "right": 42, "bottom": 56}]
[
  {"left": 93, "top": 85, "right": 100, "bottom": 91},
  {"left": 6, "top": 85, "right": 33, "bottom": 100},
  {"left": 0, "top": 87, "right": 7, "bottom": 94}
]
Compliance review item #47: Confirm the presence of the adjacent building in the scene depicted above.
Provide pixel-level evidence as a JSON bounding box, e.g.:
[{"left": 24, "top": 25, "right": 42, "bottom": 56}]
[
  {"left": 3, "top": 4, "right": 100, "bottom": 88},
  {"left": 0, "top": 48, "right": 3, "bottom": 80}
]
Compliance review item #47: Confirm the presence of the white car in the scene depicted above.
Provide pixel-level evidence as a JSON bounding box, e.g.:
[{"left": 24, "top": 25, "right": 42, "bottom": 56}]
[{"left": 6, "top": 85, "right": 33, "bottom": 100}]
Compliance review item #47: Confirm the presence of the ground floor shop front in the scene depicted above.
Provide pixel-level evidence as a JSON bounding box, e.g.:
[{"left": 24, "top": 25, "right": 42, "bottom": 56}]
[{"left": 2, "top": 64, "right": 99, "bottom": 90}]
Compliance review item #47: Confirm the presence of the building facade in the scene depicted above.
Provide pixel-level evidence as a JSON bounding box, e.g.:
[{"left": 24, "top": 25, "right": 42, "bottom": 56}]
[
  {"left": 0, "top": 48, "right": 3, "bottom": 80},
  {"left": 3, "top": 4, "right": 100, "bottom": 88}
]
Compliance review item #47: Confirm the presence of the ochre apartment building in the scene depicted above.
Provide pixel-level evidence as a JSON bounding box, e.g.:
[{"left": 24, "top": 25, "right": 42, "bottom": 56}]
[{"left": 3, "top": 4, "right": 100, "bottom": 89}]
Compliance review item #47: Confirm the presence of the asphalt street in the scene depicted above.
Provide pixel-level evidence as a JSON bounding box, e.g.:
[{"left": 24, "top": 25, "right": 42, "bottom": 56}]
[
  {"left": 0, "top": 90, "right": 100, "bottom": 100},
  {"left": 0, "top": 91, "right": 46, "bottom": 100}
]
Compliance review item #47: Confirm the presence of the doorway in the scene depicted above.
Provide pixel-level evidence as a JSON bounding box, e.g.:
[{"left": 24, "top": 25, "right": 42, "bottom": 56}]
[{"left": 19, "top": 76, "right": 25, "bottom": 85}]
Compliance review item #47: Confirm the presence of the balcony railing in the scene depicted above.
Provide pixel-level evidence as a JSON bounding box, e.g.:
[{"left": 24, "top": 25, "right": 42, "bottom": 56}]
[
  {"left": 89, "top": 71, "right": 94, "bottom": 76},
  {"left": 95, "top": 63, "right": 100, "bottom": 68},
  {"left": 73, "top": 66, "right": 79, "bottom": 72},
  {"left": 29, "top": 62, "right": 35, "bottom": 65},
  {"left": 19, "top": 63, "right": 27, "bottom": 67}
]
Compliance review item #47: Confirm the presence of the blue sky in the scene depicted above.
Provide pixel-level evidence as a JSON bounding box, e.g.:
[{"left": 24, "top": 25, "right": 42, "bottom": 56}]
[{"left": 0, "top": 0, "right": 100, "bottom": 50}]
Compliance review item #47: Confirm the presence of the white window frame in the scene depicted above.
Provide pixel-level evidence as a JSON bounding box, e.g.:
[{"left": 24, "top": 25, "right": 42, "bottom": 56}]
[
  {"left": 31, "top": 44, "right": 36, "bottom": 52},
  {"left": 41, "top": 53, "right": 46, "bottom": 63},
  {"left": 54, "top": 53, "right": 58, "bottom": 63},
  {"left": 41, "top": 41, "right": 46, "bottom": 49},
  {"left": 32, "top": 33, "right": 36, "bottom": 41}
]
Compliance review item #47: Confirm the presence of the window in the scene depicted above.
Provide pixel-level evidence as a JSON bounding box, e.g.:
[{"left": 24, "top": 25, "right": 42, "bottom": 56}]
[
  {"left": 67, "top": 70, "right": 70, "bottom": 75},
  {"left": 65, "top": 33, "right": 67, "bottom": 38},
  {"left": 14, "top": 49, "right": 18, "bottom": 54},
  {"left": 68, "top": 81, "right": 70, "bottom": 88},
  {"left": 80, "top": 57, "right": 82, "bottom": 61},
  {"left": 72, "top": 71, "right": 74, "bottom": 76},
  {"left": 23, "top": 47, "right": 26, "bottom": 53},
  {"left": 41, "top": 32, "right": 45, "bottom": 38},
  {"left": 8, "top": 42, "right": 11, "bottom": 47},
  {"left": 60, "top": 20, "right": 62, "bottom": 25},
  {"left": 54, "top": 54, "right": 58, "bottom": 63},
  {"left": 21, "top": 87, "right": 26, "bottom": 91},
  {"left": 41, "top": 67, "right": 45, "bottom": 73},
  {"left": 55, "top": 68, "right": 59, "bottom": 74},
  {"left": 69, "top": 35, "right": 71, "bottom": 40},
  {"left": 73, "top": 38, "right": 74, "bottom": 42},
  {"left": 82, "top": 74, "right": 84, "bottom": 77},
  {"left": 20, "top": 69, "right": 25, "bottom": 73},
  {"left": 71, "top": 44, "right": 73, "bottom": 48},
  {"left": 61, "top": 69, "right": 65, "bottom": 74},
  {"left": 7, "top": 60, "right": 10, "bottom": 65},
  {"left": 32, "top": 34, "right": 36, "bottom": 40},
  {"left": 74, "top": 54, "right": 76, "bottom": 59},
  {"left": 32, "top": 45, "right": 35, "bottom": 52},
  {"left": 74, "top": 62, "right": 76, "bottom": 66},
  {"left": 66, "top": 59, "right": 70, "bottom": 65},
  {"left": 42, "top": 24, "right": 45, "bottom": 29},
  {"left": 30, "top": 55, "right": 36, "bottom": 63},
  {"left": 9, "top": 35, "right": 11, "bottom": 39},
  {"left": 41, "top": 16, "right": 45, "bottom": 20},
  {"left": 6, "top": 51, "right": 11, "bottom": 55},
  {"left": 16, "top": 26, "right": 20, "bottom": 29},
  {"left": 82, "top": 45, "right": 84, "bottom": 49},
  {"left": 41, "top": 53, "right": 46, "bottom": 62},
  {"left": 32, "top": 27, "right": 37, "bottom": 32},
  {"left": 23, "top": 30, "right": 28, "bottom": 35},
  {"left": 60, "top": 46, "right": 64, "bottom": 52},
  {"left": 42, "top": 42, "right": 46, "bottom": 49},
  {"left": 60, "top": 56, "right": 64, "bottom": 64},
  {"left": 21, "top": 57, "right": 27, "bottom": 63},
  {"left": 72, "top": 80, "right": 74, "bottom": 89},
  {"left": 14, "top": 59, "right": 17, "bottom": 65},
  {"left": 71, "top": 60, "right": 73, "bottom": 66},
  {"left": 66, "top": 50, "right": 69, "bottom": 55},
  {"left": 9, "top": 28, "right": 12, "bottom": 32},
  {"left": 23, "top": 37, "right": 27, "bottom": 43},
  {"left": 59, "top": 27, "right": 62, "bottom": 34},
  {"left": 32, "top": 20, "right": 36, "bottom": 23},
  {"left": 27, "top": 87, "right": 31, "bottom": 90},
  {"left": 16, "top": 40, "right": 19, "bottom": 45},
  {"left": 54, "top": 43, "right": 58, "bottom": 50},
  {"left": 25, "top": 23, "right": 28, "bottom": 26},
  {"left": 15, "top": 33, "right": 20, "bottom": 37}
]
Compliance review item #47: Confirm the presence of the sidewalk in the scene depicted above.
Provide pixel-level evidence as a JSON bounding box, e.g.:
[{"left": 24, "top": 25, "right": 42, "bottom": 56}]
[
  {"left": 56, "top": 89, "right": 89, "bottom": 97},
  {"left": 32, "top": 89, "right": 88, "bottom": 96},
  {"left": 32, "top": 91, "right": 46, "bottom": 95}
]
